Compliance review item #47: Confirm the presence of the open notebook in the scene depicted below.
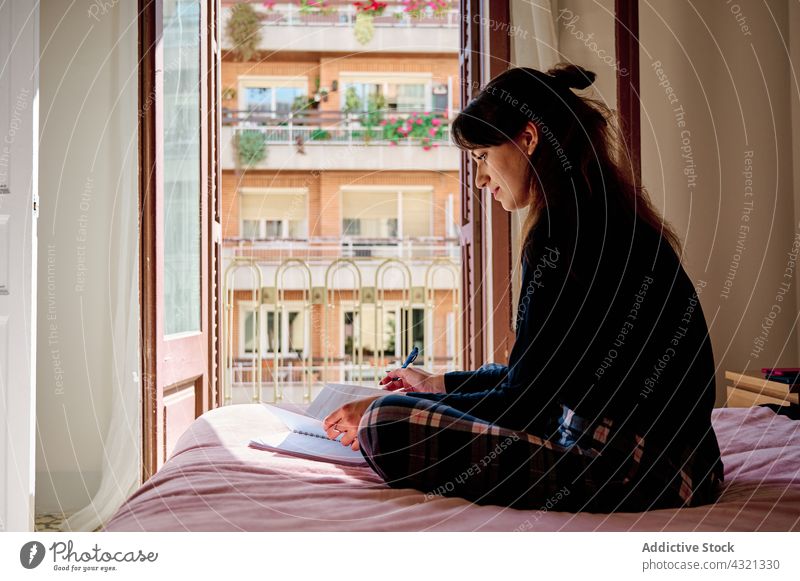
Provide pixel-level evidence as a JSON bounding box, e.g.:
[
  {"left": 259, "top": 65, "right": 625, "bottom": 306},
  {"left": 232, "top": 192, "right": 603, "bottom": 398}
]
[{"left": 249, "top": 383, "right": 388, "bottom": 466}]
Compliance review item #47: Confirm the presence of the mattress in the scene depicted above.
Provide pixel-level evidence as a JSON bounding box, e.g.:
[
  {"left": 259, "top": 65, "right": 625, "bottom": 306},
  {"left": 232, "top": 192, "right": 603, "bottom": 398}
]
[{"left": 103, "top": 403, "right": 800, "bottom": 531}]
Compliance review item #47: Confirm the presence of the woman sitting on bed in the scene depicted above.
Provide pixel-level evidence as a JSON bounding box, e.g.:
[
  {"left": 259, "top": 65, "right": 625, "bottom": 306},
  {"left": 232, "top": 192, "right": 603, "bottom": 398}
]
[{"left": 322, "top": 63, "right": 724, "bottom": 513}]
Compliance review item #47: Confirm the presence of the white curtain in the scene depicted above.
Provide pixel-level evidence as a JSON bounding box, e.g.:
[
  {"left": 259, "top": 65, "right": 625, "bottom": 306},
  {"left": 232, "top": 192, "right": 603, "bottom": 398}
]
[
  {"left": 508, "top": 0, "right": 561, "bottom": 322},
  {"left": 61, "top": 1, "right": 141, "bottom": 532},
  {"left": 510, "top": 0, "right": 561, "bottom": 70}
]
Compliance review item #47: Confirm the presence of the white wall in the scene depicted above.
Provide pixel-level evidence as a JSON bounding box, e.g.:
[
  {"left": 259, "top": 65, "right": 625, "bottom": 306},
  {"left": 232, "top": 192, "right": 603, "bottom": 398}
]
[
  {"left": 509, "top": 0, "right": 800, "bottom": 403},
  {"left": 36, "top": 0, "right": 139, "bottom": 513},
  {"left": 639, "top": 0, "right": 799, "bottom": 401}
]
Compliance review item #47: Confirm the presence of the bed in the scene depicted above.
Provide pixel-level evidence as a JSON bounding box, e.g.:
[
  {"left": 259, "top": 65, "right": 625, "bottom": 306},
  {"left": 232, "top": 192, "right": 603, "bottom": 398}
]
[{"left": 103, "top": 403, "right": 800, "bottom": 531}]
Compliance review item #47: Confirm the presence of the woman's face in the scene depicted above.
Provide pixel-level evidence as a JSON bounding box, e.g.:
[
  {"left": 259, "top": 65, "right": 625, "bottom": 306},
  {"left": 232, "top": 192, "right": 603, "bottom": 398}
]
[{"left": 470, "top": 121, "right": 538, "bottom": 212}]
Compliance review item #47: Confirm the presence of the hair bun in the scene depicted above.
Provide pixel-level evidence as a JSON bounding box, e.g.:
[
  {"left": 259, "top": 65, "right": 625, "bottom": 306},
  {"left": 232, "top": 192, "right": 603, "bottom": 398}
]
[{"left": 546, "top": 63, "right": 596, "bottom": 90}]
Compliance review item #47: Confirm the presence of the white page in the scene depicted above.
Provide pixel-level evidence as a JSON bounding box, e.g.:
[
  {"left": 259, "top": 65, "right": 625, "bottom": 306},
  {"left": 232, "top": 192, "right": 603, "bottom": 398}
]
[
  {"left": 252, "top": 404, "right": 367, "bottom": 466},
  {"left": 262, "top": 404, "right": 330, "bottom": 438},
  {"left": 250, "top": 432, "right": 366, "bottom": 466},
  {"left": 305, "top": 382, "right": 389, "bottom": 421}
]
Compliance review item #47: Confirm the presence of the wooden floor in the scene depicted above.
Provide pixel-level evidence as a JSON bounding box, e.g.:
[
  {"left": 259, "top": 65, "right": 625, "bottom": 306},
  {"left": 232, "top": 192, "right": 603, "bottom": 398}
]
[{"left": 35, "top": 512, "right": 102, "bottom": 532}]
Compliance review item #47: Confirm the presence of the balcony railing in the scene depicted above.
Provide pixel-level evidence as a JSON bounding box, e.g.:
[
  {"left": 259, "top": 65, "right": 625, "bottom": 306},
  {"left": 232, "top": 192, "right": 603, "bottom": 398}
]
[
  {"left": 221, "top": 237, "right": 463, "bottom": 404},
  {"left": 223, "top": 108, "right": 453, "bottom": 147},
  {"left": 224, "top": 237, "right": 461, "bottom": 261},
  {"left": 223, "top": 1, "right": 460, "bottom": 29}
]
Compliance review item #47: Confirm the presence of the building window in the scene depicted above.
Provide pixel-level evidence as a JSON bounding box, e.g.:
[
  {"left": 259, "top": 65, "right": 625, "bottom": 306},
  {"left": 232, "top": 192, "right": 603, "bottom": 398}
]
[
  {"left": 339, "top": 73, "right": 432, "bottom": 113},
  {"left": 239, "top": 187, "right": 308, "bottom": 239},
  {"left": 241, "top": 304, "right": 305, "bottom": 356},
  {"left": 340, "top": 188, "right": 432, "bottom": 239},
  {"left": 432, "top": 83, "right": 448, "bottom": 115},
  {"left": 342, "top": 305, "right": 424, "bottom": 360},
  {"left": 238, "top": 76, "right": 308, "bottom": 118}
]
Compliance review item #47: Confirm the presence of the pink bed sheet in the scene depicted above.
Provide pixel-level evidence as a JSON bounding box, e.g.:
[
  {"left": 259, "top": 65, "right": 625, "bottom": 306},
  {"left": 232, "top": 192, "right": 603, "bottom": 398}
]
[{"left": 103, "top": 403, "right": 800, "bottom": 531}]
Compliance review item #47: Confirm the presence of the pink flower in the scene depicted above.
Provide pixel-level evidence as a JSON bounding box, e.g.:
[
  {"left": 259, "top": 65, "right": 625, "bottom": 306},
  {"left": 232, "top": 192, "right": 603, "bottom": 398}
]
[
  {"left": 428, "top": 128, "right": 437, "bottom": 136},
  {"left": 431, "top": 117, "right": 441, "bottom": 126},
  {"left": 416, "top": 118, "right": 423, "bottom": 125}
]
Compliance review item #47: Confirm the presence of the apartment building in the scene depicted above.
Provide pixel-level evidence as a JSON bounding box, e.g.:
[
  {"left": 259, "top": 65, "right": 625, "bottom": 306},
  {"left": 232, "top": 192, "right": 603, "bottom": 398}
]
[{"left": 220, "top": 1, "right": 463, "bottom": 403}]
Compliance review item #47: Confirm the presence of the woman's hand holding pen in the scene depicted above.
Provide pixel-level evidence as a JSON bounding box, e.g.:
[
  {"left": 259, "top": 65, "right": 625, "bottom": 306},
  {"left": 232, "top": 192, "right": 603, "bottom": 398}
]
[{"left": 379, "top": 367, "right": 446, "bottom": 394}]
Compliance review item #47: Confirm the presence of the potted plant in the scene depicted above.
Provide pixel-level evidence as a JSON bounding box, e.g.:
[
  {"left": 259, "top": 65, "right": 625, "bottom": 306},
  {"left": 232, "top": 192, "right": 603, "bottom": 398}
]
[
  {"left": 222, "top": 87, "right": 237, "bottom": 101},
  {"left": 353, "top": 1, "right": 387, "bottom": 44},
  {"left": 381, "top": 111, "right": 446, "bottom": 150},
  {"left": 235, "top": 129, "right": 268, "bottom": 166},
  {"left": 397, "top": 0, "right": 450, "bottom": 20},
  {"left": 226, "top": 3, "right": 263, "bottom": 62},
  {"left": 360, "top": 92, "right": 386, "bottom": 143},
  {"left": 298, "top": 0, "right": 335, "bottom": 15}
]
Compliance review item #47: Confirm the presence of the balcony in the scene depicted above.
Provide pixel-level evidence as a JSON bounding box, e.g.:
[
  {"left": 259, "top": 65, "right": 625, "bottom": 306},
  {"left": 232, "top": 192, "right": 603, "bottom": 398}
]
[
  {"left": 221, "top": 1, "right": 459, "bottom": 55},
  {"left": 220, "top": 109, "right": 460, "bottom": 171},
  {"left": 221, "top": 236, "right": 463, "bottom": 404}
]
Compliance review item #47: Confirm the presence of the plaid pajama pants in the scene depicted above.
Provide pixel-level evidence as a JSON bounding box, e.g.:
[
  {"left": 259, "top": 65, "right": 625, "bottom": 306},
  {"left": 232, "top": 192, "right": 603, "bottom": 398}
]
[{"left": 357, "top": 394, "right": 721, "bottom": 513}]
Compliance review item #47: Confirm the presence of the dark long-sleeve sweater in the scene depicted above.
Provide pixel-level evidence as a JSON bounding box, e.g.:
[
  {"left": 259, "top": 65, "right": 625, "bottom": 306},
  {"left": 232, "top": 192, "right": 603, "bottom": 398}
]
[{"left": 408, "top": 209, "right": 724, "bottom": 485}]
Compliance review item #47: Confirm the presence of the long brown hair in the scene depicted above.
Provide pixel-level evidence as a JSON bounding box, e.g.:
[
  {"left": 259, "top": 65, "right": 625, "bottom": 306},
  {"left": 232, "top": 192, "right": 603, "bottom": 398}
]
[{"left": 452, "top": 63, "right": 681, "bottom": 273}]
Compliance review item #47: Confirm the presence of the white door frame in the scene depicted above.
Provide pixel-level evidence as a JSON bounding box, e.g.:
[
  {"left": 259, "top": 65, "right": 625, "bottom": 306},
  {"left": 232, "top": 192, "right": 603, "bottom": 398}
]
[{"left": 0, "top": 0, "right": 38, "bottom": 532}]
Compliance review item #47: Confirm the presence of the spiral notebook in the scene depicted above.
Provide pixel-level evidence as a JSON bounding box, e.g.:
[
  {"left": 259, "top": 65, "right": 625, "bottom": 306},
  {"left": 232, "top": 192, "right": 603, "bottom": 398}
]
[{"left": 250, "top": 404, "right": 367, "bottom": 466}]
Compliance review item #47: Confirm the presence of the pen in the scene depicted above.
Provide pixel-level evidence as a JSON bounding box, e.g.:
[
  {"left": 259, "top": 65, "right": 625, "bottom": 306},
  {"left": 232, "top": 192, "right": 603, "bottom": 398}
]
[
  {"left": 389, "top": 346, "right": 419, "bottom": 381},
  {"left": 401, "top": 346, "right": 419, "bottom": 369}
]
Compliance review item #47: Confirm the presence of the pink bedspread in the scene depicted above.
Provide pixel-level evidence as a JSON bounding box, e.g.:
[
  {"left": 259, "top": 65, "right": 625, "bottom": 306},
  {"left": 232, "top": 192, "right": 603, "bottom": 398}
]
[{"left": 104, "top": 404, "right": 800, "bottom": 531}]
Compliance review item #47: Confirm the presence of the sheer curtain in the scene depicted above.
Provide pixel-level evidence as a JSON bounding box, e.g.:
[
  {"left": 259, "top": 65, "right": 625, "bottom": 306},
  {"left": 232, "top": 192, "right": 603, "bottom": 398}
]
[
  {"left": 509, "top": 0, "right": 561, "bottom": 321},
  {"left": 61, "top": 2, "right": 141, "bottom": 532},
  {"left": 511, "top": 0, "right": 560, "bottom": 70}
]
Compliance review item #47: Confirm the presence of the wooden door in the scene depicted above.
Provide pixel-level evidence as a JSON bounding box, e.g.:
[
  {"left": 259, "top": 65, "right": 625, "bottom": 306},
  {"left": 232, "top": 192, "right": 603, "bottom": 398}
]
[
  {"left": 0, "top": 0, "right": 38, "bottom": 531},
  {"left": 140, "top": 0, "right": 220, "bottom": 478},
  {"left": 458, "top": 0, "right": 513, "bottom": 369}
]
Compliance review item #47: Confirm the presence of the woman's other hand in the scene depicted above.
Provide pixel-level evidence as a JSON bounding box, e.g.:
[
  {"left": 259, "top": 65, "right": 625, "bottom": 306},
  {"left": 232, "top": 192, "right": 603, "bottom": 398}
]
[
  {"left": 379, "top": 367, "right": 445, "bottom": 394},
  {"left": 322, "top": 395, "right": 383, "bottom": 452}
]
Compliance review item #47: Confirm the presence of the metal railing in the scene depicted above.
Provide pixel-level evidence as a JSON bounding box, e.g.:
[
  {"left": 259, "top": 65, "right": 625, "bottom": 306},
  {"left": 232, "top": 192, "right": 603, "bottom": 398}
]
[
  {"left": 225, "top": 2, "right": 460, "bottom": 29},
  {"left": 222, "top": 239, "right": 462, "bottom": 404},
  {"left": 223, "top": 109, "right": 453, "bottom": 146},
  {"left": 224, "top": 237, "right": 461, "bottom": 261}
]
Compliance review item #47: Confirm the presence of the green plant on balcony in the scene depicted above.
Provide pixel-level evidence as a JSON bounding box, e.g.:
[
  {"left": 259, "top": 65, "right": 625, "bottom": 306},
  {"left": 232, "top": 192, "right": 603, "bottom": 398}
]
[
  {"left": 353, "top": 1, "right": 387, "bottom": 15},
  {"left": 353, "top": 1, "right": 387, "bottom": 44},
  {"left": 310, "top": 128, "right": 331, "bottom": 140},
  {"left": 381, "top": 111, "right": 446, "bottom": 150},
  {"left": 342, "top": 87, "right": 363, "bottom": 115},
  {"left": 397, "top": 0, "right": 451, "bottom": 19},
  {"left": 298, "top": 0, "right": 335, "bottom": 15},
  {"left": 360, "top": 92, "right": 386, "bottom": 143},
  {"left": 235, "top": 129, "right": 268, "bottom": 166},
  {"left": 226, "top": 3, "right": 263, "bottom": 62},
  {"left": 353, "top": 11, "right": 375, "bottom": 44},
  {"left": 292, "top": 94, "right": 318, "bottom": 114}
]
